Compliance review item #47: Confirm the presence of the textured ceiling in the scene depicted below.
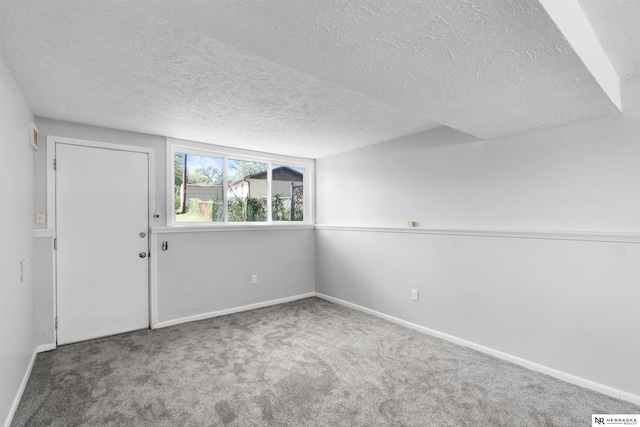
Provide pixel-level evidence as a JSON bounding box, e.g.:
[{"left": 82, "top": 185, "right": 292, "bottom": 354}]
[
  {"left": 578, "top": 0, "right": 640, "bottom": 79},
  {"left": 0, "top": 0, "right": 636, "bottom": 158}
]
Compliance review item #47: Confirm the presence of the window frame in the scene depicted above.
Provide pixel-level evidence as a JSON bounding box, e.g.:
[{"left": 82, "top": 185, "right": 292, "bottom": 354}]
[{"left": 166, "top": 138, "right": 314, "bottom": 227}]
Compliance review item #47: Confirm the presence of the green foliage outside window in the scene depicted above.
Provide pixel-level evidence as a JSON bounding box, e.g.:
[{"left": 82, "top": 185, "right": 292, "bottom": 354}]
[{"left": 228, "top": 197, "right": 266, "bottom": 222}]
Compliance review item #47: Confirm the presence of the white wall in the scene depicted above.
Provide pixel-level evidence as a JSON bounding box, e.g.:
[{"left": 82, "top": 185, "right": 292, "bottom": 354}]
[
  {"left": 0, "top": 53, "right": 36, "bottom": 425},
  {"left": 315, "top": 81, "right": 640, "bottom": 399},
  {"left": 33, "top": 231, "right": 54, "bottom": 347},
  {"left": 316, "top": 112, "right": 640, "bottom": 231},
  {"left": 153, "top": 228, "right": 315, "bottom": 324}
]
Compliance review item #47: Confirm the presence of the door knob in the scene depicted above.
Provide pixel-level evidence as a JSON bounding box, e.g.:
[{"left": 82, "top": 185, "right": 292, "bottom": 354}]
[
  {"left": 139, "top": 252, "right": 147, "bottom": 258},
  {"left": 139, "top": 232, "right": 146, "bottom": 238}
]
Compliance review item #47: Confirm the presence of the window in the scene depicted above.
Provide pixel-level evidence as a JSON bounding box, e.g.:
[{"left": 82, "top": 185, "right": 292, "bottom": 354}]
[
  {"left": 168, "top": 140, "right": 313, "bottom": 226},
  {"left": 271, "top": 164, "right": 305, "bottom": 222},
  {"left": 174, "top": 153, "right": 223, "bottom": 223},
  {"left": 227, "top": 159, "right": 267, "bottom": 222}
]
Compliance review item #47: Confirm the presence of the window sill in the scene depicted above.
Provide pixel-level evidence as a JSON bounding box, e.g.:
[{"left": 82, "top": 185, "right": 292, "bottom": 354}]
[{"left": 151, "top": 223, "right": 314, "bottom": 234}]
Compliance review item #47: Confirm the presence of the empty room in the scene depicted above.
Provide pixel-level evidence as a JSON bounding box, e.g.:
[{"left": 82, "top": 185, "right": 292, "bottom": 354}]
[{"left": 1, "top": 0, "right": 639, "bottom": 425}]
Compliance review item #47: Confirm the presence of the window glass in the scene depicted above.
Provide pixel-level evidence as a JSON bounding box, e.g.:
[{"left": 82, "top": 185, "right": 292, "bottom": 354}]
[
  {"left": 272, "top": 164, "right": 304, "bottom": 221},
  {"left": 174, "top": 152, "right": 223, "bottom": 222},
  {"left": 227, "top": 159, "right": 268, "bottom": 222}
]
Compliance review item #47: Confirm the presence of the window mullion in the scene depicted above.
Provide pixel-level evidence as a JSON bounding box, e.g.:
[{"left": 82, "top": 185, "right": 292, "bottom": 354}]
[
  {"left": 169, "top": 146, "right": 175, "bottom": 226},
  {"left": 222, "top": 156, "right": 228, "bottom": 222},
  {"left": 266, "top": 162, "right": 273, "bottom": 223}
]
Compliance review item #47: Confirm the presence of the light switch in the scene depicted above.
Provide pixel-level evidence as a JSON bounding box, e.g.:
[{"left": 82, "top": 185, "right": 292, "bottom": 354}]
[
  {"left": 21, "top": 259, "right": 30, "bottom": 282},
  {"left": 36, "top": 212, "right": 46, "bottom": 225}
]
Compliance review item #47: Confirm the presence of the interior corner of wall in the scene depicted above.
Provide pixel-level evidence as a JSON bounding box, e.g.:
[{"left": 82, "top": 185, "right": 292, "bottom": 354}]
[{"left": 621, "top": 74, "right": 640, "bottom": 112}]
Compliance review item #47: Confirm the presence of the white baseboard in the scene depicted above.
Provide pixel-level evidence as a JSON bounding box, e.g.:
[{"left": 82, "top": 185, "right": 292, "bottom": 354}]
[
  {"left": 152, "top": 292, "right": 316, "bottom": 329},
  {"left": 315, "top": 293, "right": 640, "bottom": 406},
  {"left": 36, "top": 343, "right": 56, "bottom": 353},
  {"left": 3, "top": 349, "right": 37, "bottom": 427}
]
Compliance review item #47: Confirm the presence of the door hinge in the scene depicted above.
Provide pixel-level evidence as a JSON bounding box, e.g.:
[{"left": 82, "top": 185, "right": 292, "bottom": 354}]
[
  {"left": 53, "top": 238, "right": 57, "bottom": 250},
  {"left": 53, "top": 159, "right": 57, "bottom": 170},
  {"left": 55, "top": 317, "right": 58, "bottom": 329}
]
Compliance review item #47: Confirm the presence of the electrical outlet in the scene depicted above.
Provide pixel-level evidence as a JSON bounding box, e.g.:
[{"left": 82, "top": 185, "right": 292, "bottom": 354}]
[
  {"left": 411, "top": 289, "right": 419, "bottom": 301},
  {"left": 251, "top": 274, "right": 258, "bottom": 285}
]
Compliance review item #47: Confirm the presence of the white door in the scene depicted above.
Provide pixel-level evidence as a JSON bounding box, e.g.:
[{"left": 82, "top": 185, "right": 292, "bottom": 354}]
[{"left": 56, "top": 143, "right": 149, "bottom": 345}]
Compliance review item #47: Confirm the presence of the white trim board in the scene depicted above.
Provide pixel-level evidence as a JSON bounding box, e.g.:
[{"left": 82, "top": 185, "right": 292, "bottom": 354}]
[
  {"left": 315, "top": 293, "right": 640, "bottom": 406},
  {"left": 314, "top": 225, "right": 640, "bottom": 244},
  {"left": 33, "top": 228, "right": 55, "bottom": 238},
  {"left": 152, "top": 292, "right": 316, "bottom": 329},
  {"left": 33, "top": 228, "right": 56, "bottom": 354},
  {"left": 3, "top": 350, "right": 37, "bottom": 427},
  {"left": 149, "top": 230, "right": 159, "bottom": 326}
]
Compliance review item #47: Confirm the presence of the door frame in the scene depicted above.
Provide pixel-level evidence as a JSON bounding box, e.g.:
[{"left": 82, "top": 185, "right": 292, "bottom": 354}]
[{"left": 46, "top": 135, "right": 156, "bottom": 346}]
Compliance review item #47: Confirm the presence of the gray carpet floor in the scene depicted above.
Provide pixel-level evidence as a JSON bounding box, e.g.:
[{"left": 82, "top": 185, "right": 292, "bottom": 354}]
[{"left": 12, "top": 297, "right": 640, "bottom": 426}]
